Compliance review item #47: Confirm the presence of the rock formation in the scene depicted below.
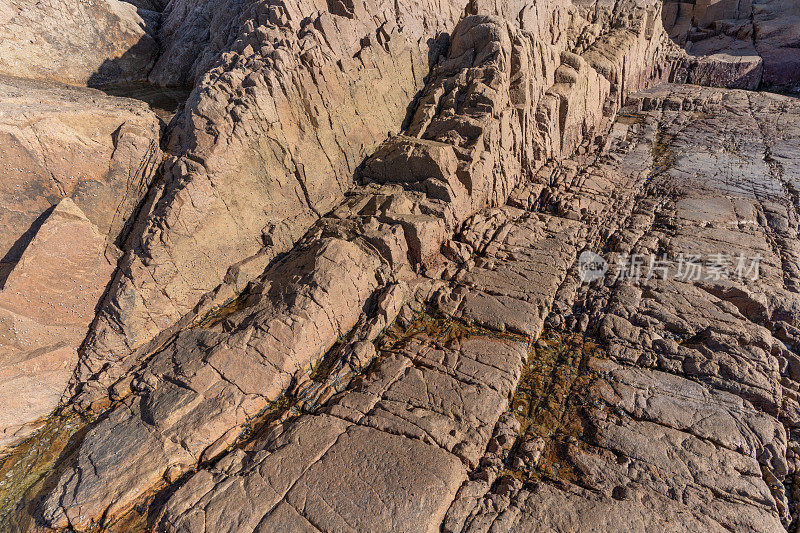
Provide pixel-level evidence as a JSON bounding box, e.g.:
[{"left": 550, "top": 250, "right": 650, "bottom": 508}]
[
  {"left": 0, "top": 0, "right": 160, "bottom": 86},
  {"left": 0, "top": 0, "right": 799, "bottom": 531},
  {"left": 0, "top": 76, "right": 162, "bottom": 282},
  {"left": 665, "top": 0, "right": 800, "bottom": 91},
  {"left": 0, "top": 198, "right": 116, "bottom": 448}
]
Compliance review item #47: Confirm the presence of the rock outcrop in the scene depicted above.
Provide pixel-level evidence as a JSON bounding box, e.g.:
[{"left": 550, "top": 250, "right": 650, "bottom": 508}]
[
  {"left": 0, "top": 75, "right": 161, "bottom": 451},
  {"left": 664, "top": 0, "right": 800, "bottom": 91},
  {"left": 0, "top": 75, "right": 162, "bottom": 282},
  {"left": 152, "top": 84, "right": 800, "bottom": 532},
  {"left": 439, "top": 84, "right": 800, "bottom": 532},
  {"left": 0, "top": 199, "right": 116, "bottom": 449},
  {"left": 0, "top": 0, "right": 159, "bottom": 86},
  {"left": 76, "top": 0, "right": 471, "bottom": 388},
  {"left": 39, "top": 0, "right": 677, "bottom": 529},
  {"left": 0, "top": 0, "right": 799, "bottom": 531}
]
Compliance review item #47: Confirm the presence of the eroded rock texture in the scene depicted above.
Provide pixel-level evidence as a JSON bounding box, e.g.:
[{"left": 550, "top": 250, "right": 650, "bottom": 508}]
[
  {"left": 76, "top": 0, "right": 471, "bottom": 388},
  {"left": 152, "top": 82, "right": 800, "bottom": 533},
  {"left": 664, "top": 0, "right": 800, "bottom": 91},
  {"left": 0, "top": 199, "right": 116, "bottom": 449},
  {"left": 0, "top": 76, "right": 162, "bottom": 280},
  {"left": 74, "top": 0, "right": 675, "bottom": 394},
  {"left": 0, "top": 76, "right": 161, "bottom": 449},
  {"left": 1, "top": 0, "right": 799, "bottom": 531},
  {"left": 36, "top": 1, "right": 680, "bottom": 528},
  {"left": 440, "top": 84, "right": 800, "bottom": 532},
  {"left": 0, "top": 0, "right": 159, "bottom": 86}
]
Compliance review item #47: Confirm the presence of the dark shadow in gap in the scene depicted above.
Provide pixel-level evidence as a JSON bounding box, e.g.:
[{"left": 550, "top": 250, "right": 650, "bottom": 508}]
[{"left": 97, "top": 82, "right": 192, "bottom": 124}]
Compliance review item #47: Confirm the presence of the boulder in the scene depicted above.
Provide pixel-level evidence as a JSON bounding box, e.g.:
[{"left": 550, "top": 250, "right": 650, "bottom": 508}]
[
  {"left": 0, "top": 0, "right": 159, "bottom": 86},
  {"left": 0, "top": 199, "right": 116, "bottom": 449}
]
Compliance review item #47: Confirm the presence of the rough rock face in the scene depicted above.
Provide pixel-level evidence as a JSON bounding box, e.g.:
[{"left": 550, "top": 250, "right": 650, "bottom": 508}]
[
  {"left": 162, "top": 335, "right": 527, "bottom": 532},
  {"left": 36, "top": 1, "right": 678, "bottom": 528},
  {"left": 0, "top": 75, "right": 161, "bottom": 453},
  {"left": 77, "top": 0, "right": 670, "bottom": 397},
  {"left": 0, "top": 199, "right": 116, "bottom": 449},
  {"left": 0, "top": 76, "right": 162, "bottom": 283},
  {"left": 146, "top": 0, "right": 245, "bottom": 87},
  {"left": 0, "top": 0, "right": 159, "bottom": 86},
  {"left": 664, "top": 0, "right": 800, "bottom": 91},
  {"left": 76, "top": 0, "right": 472, "bottom": 385},
  {"left": 156, "top": 82, "right": 800, "bottom": 533},
  {"left": 1, "top": 0, "right": 800, "bottom": 532},
  {"left": 439, "top": 84, "right": 800, "bottom": 532}
]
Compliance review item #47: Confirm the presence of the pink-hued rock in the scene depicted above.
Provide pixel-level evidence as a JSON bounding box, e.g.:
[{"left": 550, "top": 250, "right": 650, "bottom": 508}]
[
  {"left": 664, "top": 0, "right": 800, "bottom": 92},
  {"left": 442, "top": 83, "right": 799, "bottom": 533},
  {"left": 753, "top": 0, "right": 800, "bottom": 91},
  {"left": 0, "top": 0, "right": 158, "bottom": 86},
  {"left": 0, "top": 75, "right": 162, "bottom": 283},
  {"left": 39, "top": 0, "right": 676, "bottom": 529},
  {"left": 0, "top": 199, "right": 115, "bottom": 448},
  {"left": 79, "top": 0, "right": 673, "bottom": 392},
  {"left": 6, "top": 0, "right": 800, "bottom": 531}
]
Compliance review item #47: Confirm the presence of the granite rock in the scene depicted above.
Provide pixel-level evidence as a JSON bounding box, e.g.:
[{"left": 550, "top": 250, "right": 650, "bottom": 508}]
[
  {"left": 0, "top": 199, "right": 115, "bottom": 449},
  {"left": 2, "top": 0, "right": 800, "bottom": 531},
  {"left": 0, "top": 75, "right": 162, "bottom": 283},
  {"left": 0, "top": 0, "right": 159, "bottom": 86}
]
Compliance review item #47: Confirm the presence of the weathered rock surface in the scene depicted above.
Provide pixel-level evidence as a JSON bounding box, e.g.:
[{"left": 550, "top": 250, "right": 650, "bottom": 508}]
[
  {"left": 156, "top": 81, "right": 800, "bottom": 530},
  {"left": 664, "top": 0, "right": 800, "bottom": 91},
  {"left": 0, "top": 0, "right": 159, "bottom": 86},
  {"left": 37, "top": 1, "right": 678, "bottom": 528},
  {"left": 0, "top": 199, "right": 116, "bottom": 449},
  {"left": 74, "top": 0, "right": 672, "bottom": 393},
  {"left": 0, "top": 75, "right": 161, "bottom": 452},
  {"left": 441, "top": 84, "right": 799, "bottom": 532},
  {"left": 77, "top": 0, "right": 471, "bottom": 386},
  {"left": 0, "top": 75, "right": 162, "bottom": 283},
  {"left": 161, "top": 335, "right": 527, "bottom": 532},
  {"left": 2, "top": 0, "right": 800, "bottom": 531}
]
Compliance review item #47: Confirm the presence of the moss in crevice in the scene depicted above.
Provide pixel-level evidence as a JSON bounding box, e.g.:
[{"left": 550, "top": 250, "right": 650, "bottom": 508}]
[
  {"left": 0, "top": 408, "right": 92, "bottom": 531},
  {"left": 502, "top": 329, "right": 606, "bottom": 485},
  {"left": 616, "top": 112, "right": 647, "bottom": 126},
  {"left": 650, "top": 124, "right": 677, "bottom": 178},
  {"left": 377, "top": 304, "right": 527, "bottom": 354},
  {"left": 193, "top": 291, "right": 251, "bottom": 329}
]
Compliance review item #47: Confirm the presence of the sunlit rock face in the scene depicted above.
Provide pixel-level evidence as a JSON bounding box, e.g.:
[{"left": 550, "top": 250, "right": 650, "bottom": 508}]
[
  {"left": 0, "top": 0, "right": 160, "bottom": 86},
  {"left": 1, "top": 0, "right": 800, "bottom": 532},
  {"left": 0, "top": 198, "right": 116, "bottom": 449},
  {"left": 662, "top": 0, "right": 800, "bottom": 91}
]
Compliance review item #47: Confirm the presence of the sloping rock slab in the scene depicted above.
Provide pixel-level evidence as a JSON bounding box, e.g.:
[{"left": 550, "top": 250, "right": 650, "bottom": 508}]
[
  {"left": 0, "top": 75, "right": 162, "bottom": 280},
  {"left": 0, "top": 199, "right": 115, "bottom": 449}
]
